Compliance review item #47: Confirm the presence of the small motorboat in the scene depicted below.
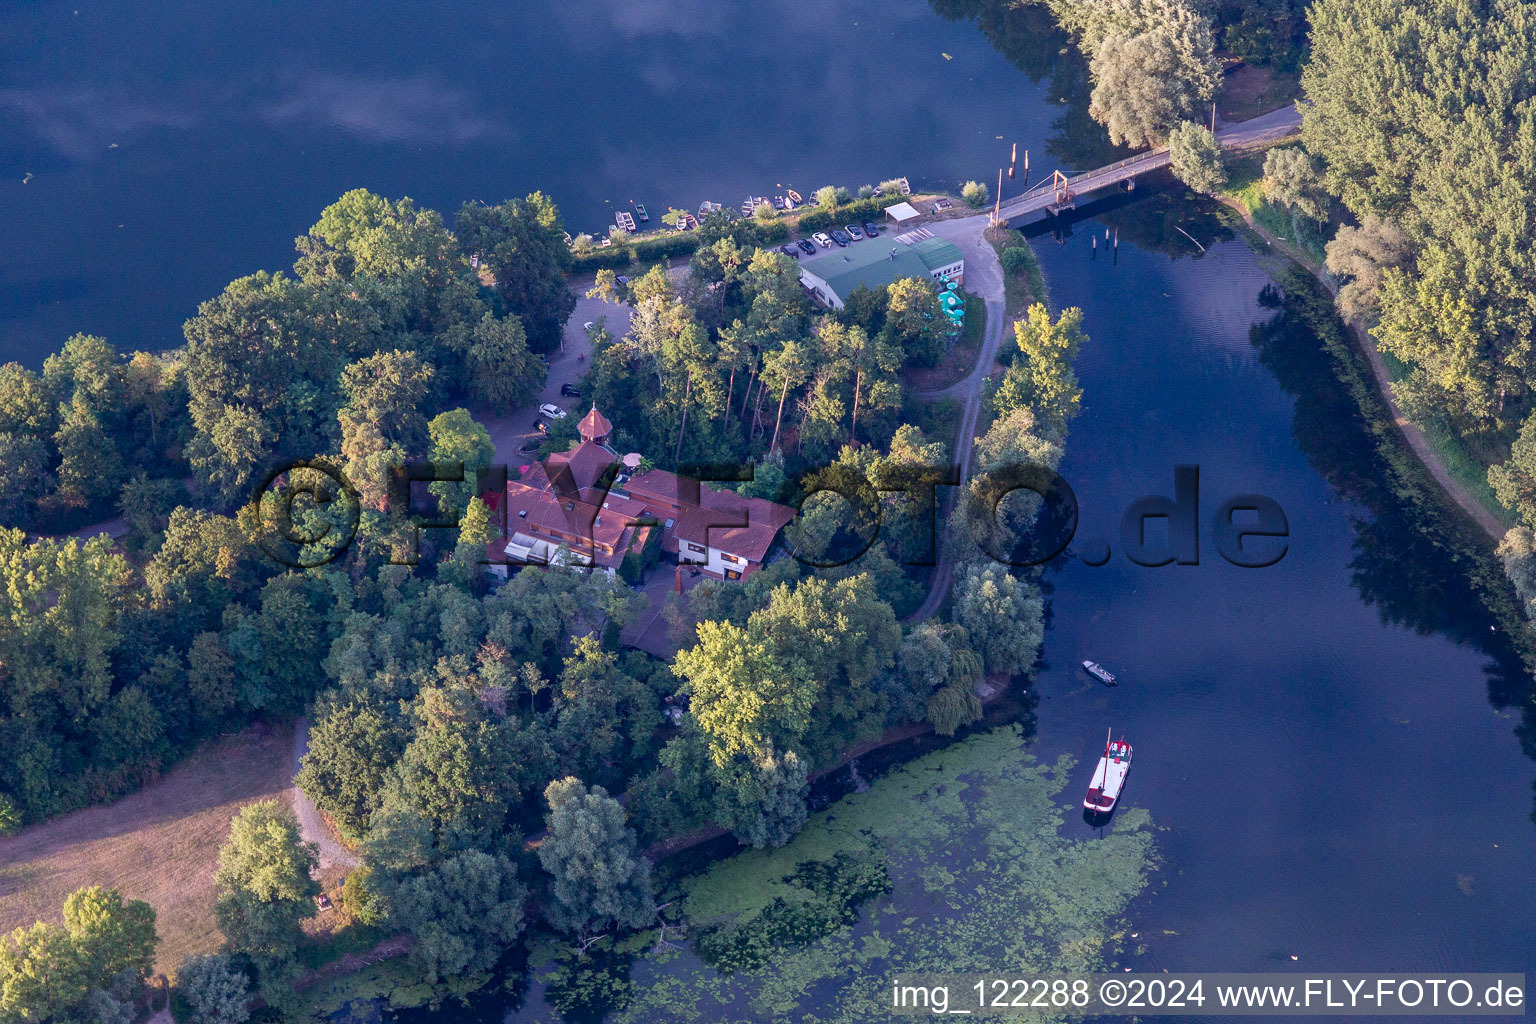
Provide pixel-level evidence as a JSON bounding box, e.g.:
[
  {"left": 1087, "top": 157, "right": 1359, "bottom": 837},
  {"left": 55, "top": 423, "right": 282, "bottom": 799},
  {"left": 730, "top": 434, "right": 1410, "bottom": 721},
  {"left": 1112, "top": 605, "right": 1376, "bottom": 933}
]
[
  {"left": 1084, "top": 730, "right": 1132, "bottom": 813},
  {"left": 1082, "top": 660, "right": 1117, "bottom": 686}
]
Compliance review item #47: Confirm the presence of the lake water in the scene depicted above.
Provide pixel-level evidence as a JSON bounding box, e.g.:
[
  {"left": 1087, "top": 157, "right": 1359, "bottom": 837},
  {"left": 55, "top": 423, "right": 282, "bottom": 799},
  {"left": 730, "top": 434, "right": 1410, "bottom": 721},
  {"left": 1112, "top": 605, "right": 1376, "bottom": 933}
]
[
  {"left": 8, "top": 0, "right": 1534, "bottom": 1016},
  {"left": 2, "top": 0, "right": 1070, "bottom": 365}
]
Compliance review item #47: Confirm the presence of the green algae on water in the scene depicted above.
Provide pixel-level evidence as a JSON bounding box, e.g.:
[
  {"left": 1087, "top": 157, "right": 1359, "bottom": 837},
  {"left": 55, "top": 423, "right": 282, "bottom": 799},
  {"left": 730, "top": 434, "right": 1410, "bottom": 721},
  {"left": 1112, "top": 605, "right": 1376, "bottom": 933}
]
[{"left": 609, "top": 725, "right": 1159, "bottom": 1024}]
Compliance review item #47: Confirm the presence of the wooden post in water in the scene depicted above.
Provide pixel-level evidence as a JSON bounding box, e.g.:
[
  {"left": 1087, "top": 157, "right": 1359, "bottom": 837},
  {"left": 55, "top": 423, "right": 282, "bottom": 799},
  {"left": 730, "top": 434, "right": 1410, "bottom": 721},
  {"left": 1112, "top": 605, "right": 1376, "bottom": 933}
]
[
  {"left": 1009, "top": 142, "right": 1017, "bottom": 179},
  {"left": 994, "top": 168, "right": 1003, "bottom": 222}
]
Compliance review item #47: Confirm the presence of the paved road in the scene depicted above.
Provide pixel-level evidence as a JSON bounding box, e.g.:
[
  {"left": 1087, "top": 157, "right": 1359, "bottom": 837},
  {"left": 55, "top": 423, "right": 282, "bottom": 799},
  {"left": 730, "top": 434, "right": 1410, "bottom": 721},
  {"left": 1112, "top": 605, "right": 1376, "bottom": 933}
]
[{"left": 477, "top": 284, "right": 636, "bottom": 467}]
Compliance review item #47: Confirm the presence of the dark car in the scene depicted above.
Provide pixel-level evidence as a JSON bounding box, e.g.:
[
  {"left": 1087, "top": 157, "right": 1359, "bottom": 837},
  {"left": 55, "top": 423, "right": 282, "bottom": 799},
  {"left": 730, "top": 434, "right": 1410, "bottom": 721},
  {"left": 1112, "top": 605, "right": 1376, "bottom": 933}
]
[
  {"left": 779, "top": 244, "right": 800, "bottom": 258},
  {"left": 796, "top": 238, "right": 816, "bottom": 254},
  {"left": 560, "top": 382, "right": 581, "bottom": 397},
  {"left": 533, "top": 418, "right": 548, "bottom": 434},
  {"left": 830, "top": 229, "right": 850, "bottom": 246},
  {"left": 863, "top": 221, "right": 880, "bottom": 236}
]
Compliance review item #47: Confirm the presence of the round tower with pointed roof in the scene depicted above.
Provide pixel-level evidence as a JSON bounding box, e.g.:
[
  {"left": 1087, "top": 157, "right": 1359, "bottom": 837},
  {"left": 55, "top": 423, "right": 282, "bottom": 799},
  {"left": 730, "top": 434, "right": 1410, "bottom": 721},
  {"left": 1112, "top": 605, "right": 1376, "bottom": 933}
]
[{"left": 577, "top": 404, "right": 613, "bottom": 445}]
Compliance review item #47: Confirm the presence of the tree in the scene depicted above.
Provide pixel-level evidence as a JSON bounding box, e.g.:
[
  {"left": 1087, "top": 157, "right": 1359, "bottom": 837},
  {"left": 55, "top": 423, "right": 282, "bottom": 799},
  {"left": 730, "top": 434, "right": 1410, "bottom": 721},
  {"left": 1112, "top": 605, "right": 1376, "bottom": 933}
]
[
  {"left": 1301, "top": 0, "right": 1536, "bottom": 424},
  {"left": 538, "top": 778, "right": 656, "bottom": 937},
  {"left": 0, "top": 432, "right": 48, "bottom": 526},
  {"left": 883, "top": 277, "right": 948, "bottom": 367},
  {"left": 952, "top": 563, "right": 1045, "bottom": 676},
  {"left": 0, "top": 921, "right": 91, "bottom": 1022},
  {"left": 389, "top": 686, "right": 535, "bottom": 850},
  {"left": 0, "top": 794, "right": 20, "bottom": 836},
  {"left": 927, "top": 680, "right": 983, "bottom": 736},
  {"left": 118, "top": 472, "right": 183, "bottom": 552},
  {"left": 187, "top": 404, "right": 270, "bottom": 507},
  {"left": 338, "top": 350, "right": 433, "bottom": 508},
  {"left": 1262, "top": 146, "right": 1326, "bottom": 221},
  {"left": 1167, "top": 121, "right": 1227, "bottom": 194},
  {"left": 0, "top": 362, "right": 56, "bottom": 437},
  {"left": 729, "top": 744, "right": 808, "bottom": 848},
  {"left": 457, "top": 312, "right": 545, "bottom": 413},
  {"left": 455, "top": 193, "right": 576, "bottom": 354},
  {"left": 0, "top": 886, "right": 155, "bottom": 1024},
  {"left": 295, "top": 698, "right": 407, "bottom": 838},
  {"left": 1490, "top": 412, "right": 1536, "bottom": 528},
  {"left": 182, "top": 271, "right": 342, "bottom": 491},
  {"left": 63, "top": 887, "right": 158, "bottom": 984},
  {"left": 212, "top": 800, "right": 319, "bottom": 986},
  {"left": 765, "top": 339, "right": 811, "bottom": 453},
  {"left": 1497, "top": 526, "right": 1536, "bottom": 621},
  {"left": 391, "top": 851, "right": 527, "bottom": 982},
  {"left": 673, "top": 620, "right": 811, "bottom": 766},
  {"left": 993, "top": 303, "right": 1087, "bottom": 432},
  {"left": 1088, "top": 18, "right": 1218, "bottom": 147},
  {"left": 814, "top": 185, "right": 842, "bottom": 209},
  {"left": 177, "top": 953, "right": 250, "bottom": 1024},
  {"left": 53, "top": 396, "right": 126, "bottom": 509},
  {"left": 1324, "top": 216, "right": 1410, "bottom": 320},
  {"left": 426, "top": 408, "right": 495, "bottom": 517},
  {"left": 960, "top": 181, "right": 990, "bottom": 207}
]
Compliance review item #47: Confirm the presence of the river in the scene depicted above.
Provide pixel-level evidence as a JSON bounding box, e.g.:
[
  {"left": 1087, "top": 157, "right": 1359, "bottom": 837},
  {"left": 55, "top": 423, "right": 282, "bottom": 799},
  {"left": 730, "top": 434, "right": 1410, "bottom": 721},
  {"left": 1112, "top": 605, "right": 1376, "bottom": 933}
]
[{"left": 6, "top": 0, "right": 1534, "bottom": 1018}]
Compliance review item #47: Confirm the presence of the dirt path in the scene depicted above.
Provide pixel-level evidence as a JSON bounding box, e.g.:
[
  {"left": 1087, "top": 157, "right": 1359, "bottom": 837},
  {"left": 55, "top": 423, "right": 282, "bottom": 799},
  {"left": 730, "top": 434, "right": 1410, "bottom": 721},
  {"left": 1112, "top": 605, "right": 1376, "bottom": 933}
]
[
  {"left": 1219, "top": 198, "right": 1506, "bottom": 543},
  {"left": 289, "top": 718, "right": 359, "bottom": 871}
]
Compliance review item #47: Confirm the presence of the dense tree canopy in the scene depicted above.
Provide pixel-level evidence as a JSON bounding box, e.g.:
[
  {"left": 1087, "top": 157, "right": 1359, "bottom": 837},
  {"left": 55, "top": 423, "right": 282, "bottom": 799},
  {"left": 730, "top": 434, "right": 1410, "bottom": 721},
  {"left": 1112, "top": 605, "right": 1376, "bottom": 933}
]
[
  {"left": 1301, "top": 0, "right": 1536, "bottom": 427},
  {"left": 538, "top": 778, "right": 655, "bottom": 937}
]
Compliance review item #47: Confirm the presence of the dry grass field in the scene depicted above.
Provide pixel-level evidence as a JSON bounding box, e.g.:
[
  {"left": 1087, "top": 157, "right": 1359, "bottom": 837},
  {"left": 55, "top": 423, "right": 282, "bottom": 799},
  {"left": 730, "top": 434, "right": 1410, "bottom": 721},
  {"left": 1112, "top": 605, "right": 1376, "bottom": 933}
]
[{"left": 0, "top": 723, "right": 294, "bottom": 975}]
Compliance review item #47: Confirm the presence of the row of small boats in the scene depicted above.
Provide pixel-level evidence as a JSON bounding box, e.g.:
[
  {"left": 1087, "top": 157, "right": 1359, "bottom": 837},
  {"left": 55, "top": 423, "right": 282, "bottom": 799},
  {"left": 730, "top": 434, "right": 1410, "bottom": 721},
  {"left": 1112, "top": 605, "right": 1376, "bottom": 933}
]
[{"left": 612, "top": 177, "right": 914, "bottom": 234}]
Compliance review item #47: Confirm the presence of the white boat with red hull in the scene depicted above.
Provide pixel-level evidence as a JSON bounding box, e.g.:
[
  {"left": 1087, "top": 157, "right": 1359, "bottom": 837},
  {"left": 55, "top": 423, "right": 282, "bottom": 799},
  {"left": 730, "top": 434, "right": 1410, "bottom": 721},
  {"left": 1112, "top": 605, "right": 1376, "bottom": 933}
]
[{"left": 1083, "top": 730, "right": 1132, "bottom": 813}]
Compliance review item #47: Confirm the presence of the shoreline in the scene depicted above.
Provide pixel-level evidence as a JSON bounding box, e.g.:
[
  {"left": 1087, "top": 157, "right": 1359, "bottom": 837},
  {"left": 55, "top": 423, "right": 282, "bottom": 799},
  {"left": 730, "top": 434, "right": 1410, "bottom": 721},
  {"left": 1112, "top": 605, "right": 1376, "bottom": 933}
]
[{"left": 1216, "top": 196, "right": 1507, "bottom": 545}]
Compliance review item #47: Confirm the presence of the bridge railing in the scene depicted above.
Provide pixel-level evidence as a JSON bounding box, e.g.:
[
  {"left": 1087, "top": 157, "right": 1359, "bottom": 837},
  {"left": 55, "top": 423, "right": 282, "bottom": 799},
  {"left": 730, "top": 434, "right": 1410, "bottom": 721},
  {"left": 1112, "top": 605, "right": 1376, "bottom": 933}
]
[{"left": 997, "top": 147, "right": 1171, "bottom": 213}]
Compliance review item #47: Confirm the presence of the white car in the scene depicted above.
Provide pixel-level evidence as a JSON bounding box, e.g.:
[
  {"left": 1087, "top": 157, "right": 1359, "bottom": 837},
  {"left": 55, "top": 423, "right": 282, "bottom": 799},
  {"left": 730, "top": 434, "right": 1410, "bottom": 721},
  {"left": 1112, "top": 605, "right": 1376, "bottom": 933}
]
[
  {"left": 813, "top": 232, "right": 833, "bottom": 248},
  {"left": 582, "top": 321, "right": 595, "bottom": 331},
  {"left": 539, "top": 403, "right": 567, "bottom": 419}
]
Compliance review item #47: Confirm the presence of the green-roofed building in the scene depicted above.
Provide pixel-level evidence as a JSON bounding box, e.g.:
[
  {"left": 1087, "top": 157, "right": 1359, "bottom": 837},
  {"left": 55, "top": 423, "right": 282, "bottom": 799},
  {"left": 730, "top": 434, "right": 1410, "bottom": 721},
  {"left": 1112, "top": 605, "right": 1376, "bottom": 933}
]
[{"left": 798, "top": 235, "right": 965, "bottom": 310}]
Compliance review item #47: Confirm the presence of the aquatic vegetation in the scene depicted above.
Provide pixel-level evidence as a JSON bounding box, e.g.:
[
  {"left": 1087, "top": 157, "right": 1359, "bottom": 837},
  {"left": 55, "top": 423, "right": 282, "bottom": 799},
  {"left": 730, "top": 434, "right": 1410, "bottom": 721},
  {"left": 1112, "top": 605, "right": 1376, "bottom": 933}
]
[{"left": 603, "top": 726, "right": 1158, "bottom": 1023}]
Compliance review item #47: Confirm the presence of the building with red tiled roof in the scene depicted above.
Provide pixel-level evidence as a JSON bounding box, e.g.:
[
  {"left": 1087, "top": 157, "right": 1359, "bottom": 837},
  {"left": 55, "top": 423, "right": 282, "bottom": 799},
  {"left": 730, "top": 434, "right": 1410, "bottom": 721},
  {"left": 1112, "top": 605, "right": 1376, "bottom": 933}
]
[{"left": 486, "top": 407, "right": 796, "bottom": 579}]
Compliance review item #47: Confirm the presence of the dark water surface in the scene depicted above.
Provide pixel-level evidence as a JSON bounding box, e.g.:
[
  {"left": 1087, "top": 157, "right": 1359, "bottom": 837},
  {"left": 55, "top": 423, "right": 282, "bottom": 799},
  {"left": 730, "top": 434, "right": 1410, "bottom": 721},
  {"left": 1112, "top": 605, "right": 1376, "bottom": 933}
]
[
  {"left": 2, "top": 0, "right": 1064, "bottom": 365},
  {"left": 1031, "top": 225, "right": 1536, "bottom": 985}
]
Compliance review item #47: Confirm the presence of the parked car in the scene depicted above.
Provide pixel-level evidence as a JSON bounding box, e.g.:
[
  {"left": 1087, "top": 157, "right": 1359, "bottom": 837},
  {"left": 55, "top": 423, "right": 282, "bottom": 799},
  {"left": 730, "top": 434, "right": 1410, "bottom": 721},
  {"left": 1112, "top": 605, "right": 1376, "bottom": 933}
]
[
  {"left": 616, "top": 275, "right": 630, "bottom": 285},
  {"left": 829, "top": 229, "right": 850, "bottom": 246},
  {"left": 813, "top": 232, "right": 833, "bottom": 248},
  {"left": 539, "top": 403, "right": 567, "bottom": 419},
  {"left": 560, "top": 382, "right": 581, "bottom": 397},
  {"left": 845, "top": 224, "right": 864, "bottom": 239},
  {"left": 779, "top": 244, "right": 800, "bottom": 258},
  {"left": 582, "top": 321, "right": 595, "bottom": 333},
  {"left": 863, "top": 221, "right": 880, "bottom": 236},
  {"left": 533, "top": 418, "right": 548, "bottom": 434},
  {"left": 796, "top": 238, "right": 816, "bottom": 253}
]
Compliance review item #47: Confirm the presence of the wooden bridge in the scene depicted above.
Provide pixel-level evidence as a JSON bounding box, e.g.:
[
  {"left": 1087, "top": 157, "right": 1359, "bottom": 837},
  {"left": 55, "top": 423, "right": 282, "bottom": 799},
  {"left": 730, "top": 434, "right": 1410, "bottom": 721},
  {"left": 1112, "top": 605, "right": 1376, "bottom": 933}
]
[{"left": 994, "top": 106, "right": 1303, "bottom": 223}]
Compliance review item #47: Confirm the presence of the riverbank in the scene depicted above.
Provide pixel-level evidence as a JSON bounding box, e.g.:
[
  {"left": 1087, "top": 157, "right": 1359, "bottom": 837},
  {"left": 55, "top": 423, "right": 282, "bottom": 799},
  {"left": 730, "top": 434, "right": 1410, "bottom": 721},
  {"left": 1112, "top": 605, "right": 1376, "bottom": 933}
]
[{"left": 1214, "top": 194, "right": 1509, "bottom": 544}]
